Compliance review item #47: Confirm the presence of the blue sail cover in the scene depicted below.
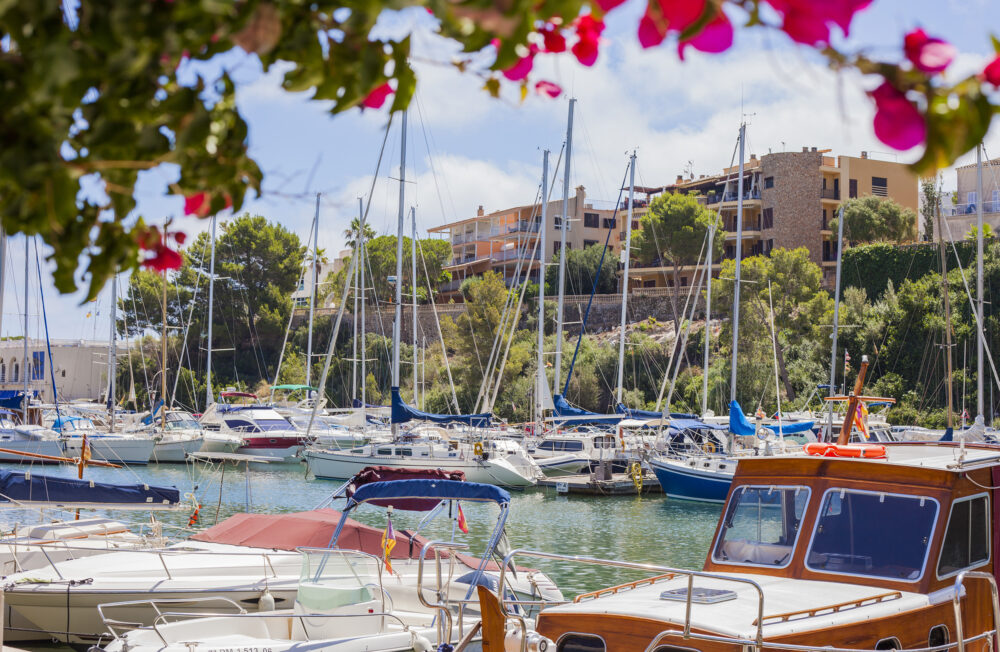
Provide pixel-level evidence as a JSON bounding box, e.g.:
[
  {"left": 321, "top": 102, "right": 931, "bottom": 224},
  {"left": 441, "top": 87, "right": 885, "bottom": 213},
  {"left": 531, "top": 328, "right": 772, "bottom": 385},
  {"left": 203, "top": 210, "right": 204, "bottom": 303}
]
[
  {"left": 350, "top": 479, "right": 510, "bottom": 507},
  {"left": 729, "top": 401, "right": 814, "bottom": 436},
  {"left": 390, "top": 388, "right": 491, "bottom": 426},
  {"left": 551, "top": 394, "right": 623, "bottom": 424},
  {"left": 0, "top": 470, "right": 180, "bottom": 506},
  {"left": 0, "top": 390, "right": 37, "bottom": 411}
]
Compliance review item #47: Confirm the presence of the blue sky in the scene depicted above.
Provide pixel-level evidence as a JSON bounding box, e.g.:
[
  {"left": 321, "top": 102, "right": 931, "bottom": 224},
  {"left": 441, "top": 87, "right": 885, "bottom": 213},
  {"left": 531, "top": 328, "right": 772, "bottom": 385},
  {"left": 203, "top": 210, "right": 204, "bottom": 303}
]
[{"left": 4, "top": 0, "right": 999, "bottom": 342}]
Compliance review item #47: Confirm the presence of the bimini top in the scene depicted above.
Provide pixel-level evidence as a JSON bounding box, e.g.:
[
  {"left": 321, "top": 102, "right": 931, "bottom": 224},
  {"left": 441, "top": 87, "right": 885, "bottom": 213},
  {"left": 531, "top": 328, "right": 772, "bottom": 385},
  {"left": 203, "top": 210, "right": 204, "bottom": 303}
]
[
  {"left": 219, "top": 391, "right": 259, "bottom": 400},
  {"left": 349, "top": 479, "right": 510, "bottom": 509},
  {"left": 271, "top": 384, "right": 317, "bottom": 392},
  {"left": 346, "top": 466, "right": 465, "bottom": 511},
  {"left": 729, "top": 400, "right": 814, "bottom": 436},
  {"left": 0, "top": 470, "right": 180, "bottom": 507}
]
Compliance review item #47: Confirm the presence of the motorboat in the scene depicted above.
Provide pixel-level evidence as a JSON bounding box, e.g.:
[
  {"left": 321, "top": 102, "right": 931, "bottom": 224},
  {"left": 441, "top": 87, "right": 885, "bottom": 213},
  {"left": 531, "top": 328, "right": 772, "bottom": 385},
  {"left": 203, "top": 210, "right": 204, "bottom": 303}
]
[
  {"left": 136, "top": 411, "right": 207, "bottom": 463},
  {"left": 53, "top": 416, "right": 155, "bottom": 465},
  {"left": 303, "top": 438, "right": 542, "bottom": 487},
  {"left": 479, "top": 440, "right": 1000, "bottom": 652},
  {"left": 3, "top": 476, "right": 560, "bottom": 645},
  {"left": 198, "top": 392, "right": 306, "bottom": 461},
  {"left": 97, "top": 477, "right": 562, "bottom": 652},
  {"left": 0, "top": 408, "right": 64, "bottom": 462}
]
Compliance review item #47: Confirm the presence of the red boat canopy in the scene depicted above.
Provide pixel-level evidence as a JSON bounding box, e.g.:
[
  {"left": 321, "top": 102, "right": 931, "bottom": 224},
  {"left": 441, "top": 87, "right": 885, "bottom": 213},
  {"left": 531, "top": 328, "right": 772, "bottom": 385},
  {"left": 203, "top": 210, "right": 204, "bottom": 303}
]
[{"left": 345, "top": 466, "right": 466, "bottom": 511}]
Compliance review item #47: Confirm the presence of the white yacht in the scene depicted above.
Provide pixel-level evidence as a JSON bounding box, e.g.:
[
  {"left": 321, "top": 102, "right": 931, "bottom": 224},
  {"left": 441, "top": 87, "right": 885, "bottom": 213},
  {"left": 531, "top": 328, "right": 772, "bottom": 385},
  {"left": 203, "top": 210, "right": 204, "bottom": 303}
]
[
  {"left": 130, "top": 410, "right": 207, "bottom": 463},
  {"left": 0, "top": 408, "right": 64, "bottom": 462},
  {"left": 199, "top": 392, "right": 306, "bottom": 461},
  {"left": 52, "top": 416, "right": 155, "bottom": 465}
]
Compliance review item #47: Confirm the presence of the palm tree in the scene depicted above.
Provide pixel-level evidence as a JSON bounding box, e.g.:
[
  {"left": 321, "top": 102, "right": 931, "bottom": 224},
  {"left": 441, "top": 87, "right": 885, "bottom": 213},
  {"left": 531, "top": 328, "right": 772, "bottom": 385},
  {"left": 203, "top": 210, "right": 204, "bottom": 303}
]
[{"left": 343, "top": 218, "right": 376, "bottom": 250}]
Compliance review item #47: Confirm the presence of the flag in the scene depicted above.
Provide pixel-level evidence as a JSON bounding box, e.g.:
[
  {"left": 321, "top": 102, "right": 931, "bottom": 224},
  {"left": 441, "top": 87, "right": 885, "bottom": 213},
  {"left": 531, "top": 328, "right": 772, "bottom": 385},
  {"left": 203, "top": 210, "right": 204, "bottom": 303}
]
[
  {"left": 962, "top": 408, "right": 970, "bottom": 420},
  {"left": 844, "top": 350, "right": 851, "bottom": 371},
  {"left": 380, "top": 517, "right": 396, "bottom": 574},
  {"left": 457, "top": 505, "right": 469, "bottom": 534},
  {"left": 856, "top": 403, "right": 869, "bottom": 440},
  {"left": 755, "top": 407, "right": 766, "bottom": 420}
]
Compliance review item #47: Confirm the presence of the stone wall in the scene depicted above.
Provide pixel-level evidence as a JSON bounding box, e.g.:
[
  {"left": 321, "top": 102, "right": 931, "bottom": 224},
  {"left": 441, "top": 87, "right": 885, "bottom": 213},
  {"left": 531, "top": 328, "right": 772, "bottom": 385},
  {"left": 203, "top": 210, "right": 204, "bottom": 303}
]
[{"left": 762, "top": 150, "right": 824, "bottom": 265}]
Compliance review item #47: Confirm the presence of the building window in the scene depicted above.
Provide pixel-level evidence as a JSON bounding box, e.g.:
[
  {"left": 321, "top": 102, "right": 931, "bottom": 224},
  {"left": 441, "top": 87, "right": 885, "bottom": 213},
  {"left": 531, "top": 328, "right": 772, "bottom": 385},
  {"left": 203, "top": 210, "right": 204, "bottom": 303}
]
[
  {"left": 643, "top": 280, "right": 656, "bottom": 288},
  {"left": 849, "top": 178, "right": 858, "bottom": 199},
  {"left": 553, "top": 241, "right": 561, "bottom": 256},
  {"left": 766, "top": 239, "right": 774, "bottom": 255},
  {"left": 764, "top": 176, "right": 774, "bottom": 189},
  {"left": 967, "top": 191, "right": 978, "bottom": 207},
  {"left": 872, "top": 176, "right": 888, "bottom": 197},
  {"left": 12, "top": 364, "right": 18, "bottom": 383},
  {"left": 32, "top": 352, "right": 44, "bottom": 381},
  {"left": 553, "top": 216, "right": 562, "bottom": 228},
  {"left": 62, "top": 370, "right": 66, "bottom": 378},
  {"left": 583, "top": 239, "right": 599, "bottom": 248},
  {"left": 583, "top": 212, "right": 600, "bottom": 228},
  {"left": 0, "top": 363, "right": 5, "bottom": 382},
  {"left": 602, "top": 218, "right": 616, "bottom": 229},
  {"left": 631, "top": 220, "right": 639, "bottom": 230},
  {"left": 681, "top": 277, "right": 688, "bottom": 286},
  {"left": 822, "top": 209, "right": 828, "bottom": 229},
  {"left": 762, "top": 208, "right": 774, "bottom": 229}
]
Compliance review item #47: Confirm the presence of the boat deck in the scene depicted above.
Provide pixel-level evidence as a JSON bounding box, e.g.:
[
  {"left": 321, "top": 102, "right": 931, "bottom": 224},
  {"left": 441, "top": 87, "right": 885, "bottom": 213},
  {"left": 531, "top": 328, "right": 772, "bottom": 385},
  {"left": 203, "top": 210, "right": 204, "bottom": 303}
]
[{"left": 538, "top": 471, "right": 662, "bottom": 496}]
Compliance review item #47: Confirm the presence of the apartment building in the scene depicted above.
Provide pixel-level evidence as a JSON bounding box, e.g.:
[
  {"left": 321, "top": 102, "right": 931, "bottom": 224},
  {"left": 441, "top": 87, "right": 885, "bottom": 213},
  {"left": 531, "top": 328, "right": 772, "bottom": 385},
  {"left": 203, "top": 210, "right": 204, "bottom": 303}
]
[
  {"left": 428, "top": 186, "right": 619, "bottom": 299},
  {"left": 630, "top": 147, "right": 919, "bottom": 289},
  {"left": 0, "top": 338, "right": 109, "bottom": 402},
  {"left": 945, "top": 158, "right": 1000, "bottom": 240}
]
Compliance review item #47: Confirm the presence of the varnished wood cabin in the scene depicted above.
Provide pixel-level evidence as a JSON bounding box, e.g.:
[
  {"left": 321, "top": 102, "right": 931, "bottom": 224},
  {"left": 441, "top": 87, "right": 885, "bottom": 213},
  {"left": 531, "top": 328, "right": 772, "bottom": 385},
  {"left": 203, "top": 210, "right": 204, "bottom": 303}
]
[{"left": 487, "top": 442, "right": 1000, "bottom": 652}]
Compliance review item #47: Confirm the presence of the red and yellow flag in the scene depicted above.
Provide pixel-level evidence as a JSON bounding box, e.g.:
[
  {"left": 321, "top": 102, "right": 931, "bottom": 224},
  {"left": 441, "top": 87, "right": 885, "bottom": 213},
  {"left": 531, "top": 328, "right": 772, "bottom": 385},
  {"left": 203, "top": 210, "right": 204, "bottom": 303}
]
[
  {"left": 457, "top": 505, "right": 469, "bottom": 534},
  {"left": 381, "top": 517, "right": 396, "bottom": 574}
]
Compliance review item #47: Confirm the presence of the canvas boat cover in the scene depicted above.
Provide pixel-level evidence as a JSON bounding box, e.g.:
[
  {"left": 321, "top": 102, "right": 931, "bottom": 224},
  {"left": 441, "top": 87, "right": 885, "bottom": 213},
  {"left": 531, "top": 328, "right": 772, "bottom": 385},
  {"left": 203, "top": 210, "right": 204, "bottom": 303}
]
[
  {"left": 345, "top": 466, "right": 465, "bottom": 511},
  {"left": 729, "top": 400, "right": 815, "bottom": 436},
  {"left": 551, "top": 394, "right": 623, "bottom": 425},
  {"left": 349, "top": 479, "right": 510, "bottom": 508},
  {"left": 189, "top": 508, "right": 504, "bottom": 570},
  {"left": 391, "top": 387, "right": 491, "bottom": 426},
  {"left": 0, "top": 470, "right": 180, "bottom": 506}
]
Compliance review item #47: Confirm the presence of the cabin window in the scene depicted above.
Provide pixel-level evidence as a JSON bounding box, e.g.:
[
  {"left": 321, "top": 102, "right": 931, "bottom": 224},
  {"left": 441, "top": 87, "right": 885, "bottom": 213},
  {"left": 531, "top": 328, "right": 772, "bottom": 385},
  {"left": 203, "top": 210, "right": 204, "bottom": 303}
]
[
  {"left": 806, "top": 489, "right": 938, "bottom": 581},
  {"left": 377, "top": 448, "right": 393, "bottom": 455},
  {"left": 397, "top": 448, "right": 413, "bottom": 457},
  {"left": 875, "top": 637, "right": 901, "bottom": 650},
  {"left": 929, "top": 625, "right": 949, "bottom": 648},
  {"left": 937, "top": 493, "right": 990, "bottom": 578},
  {"left": 224, "top": 419, "right": 257, "bottom": 432},
  {"left": 713, "top": 485, "right": 810, "bottom": 568},
  {"left": 557, "top": 634, "right": 606, "bottom": 651}
]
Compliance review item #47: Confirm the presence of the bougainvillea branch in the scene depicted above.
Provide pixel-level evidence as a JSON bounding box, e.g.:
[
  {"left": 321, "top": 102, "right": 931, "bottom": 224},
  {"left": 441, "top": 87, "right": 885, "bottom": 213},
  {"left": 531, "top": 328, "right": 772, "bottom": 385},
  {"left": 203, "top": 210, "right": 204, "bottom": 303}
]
[{"left": 1, "top": 1, "right": 998, "bottom": 297}]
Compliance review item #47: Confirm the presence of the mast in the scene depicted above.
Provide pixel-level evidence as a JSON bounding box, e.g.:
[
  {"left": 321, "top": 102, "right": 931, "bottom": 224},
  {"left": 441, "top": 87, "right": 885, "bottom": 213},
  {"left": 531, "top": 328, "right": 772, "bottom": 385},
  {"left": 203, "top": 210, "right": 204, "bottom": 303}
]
[
  {"left": 616, "top": 152, "right": 636, "bottom": 405},
  {"left": 411, "top": 206, "right": 419, "bottom": 407},
  {"left": 0, "top": 231, "right": 6, "bottom": 340},
  {"left": 351, "top": 210, "right": 359, "bottom": 402},
  {"left": 22, "top": 237, "right": 30, "bottom": 417},
  {"left": 976, "top": 145, "right": 985, "bottom": 424},
  {"left": 359, "top": 197, "right": 367, "bottom": 421},
  {"left": 107, "top": 272, "right": 116, "bottom": 432},
  {"left": 827, "top": 205, "right": 845, "bottom": 440},
  {"left": 702, "top": 215, "right": 716, "bottom": 416},
  {"left": 161, "top": 234, "right": 168, "bottom": 432},
  {"left": 536, "top": 150, "right": 550, "bottom": 427},
  {"left": 391, "top": 111, "right": 407, "bottom": 438},
  {"left": 936, "top": 199, "right": 955, "bottom": 430},
  {"left": 729, "top": 122, "right": 746, "bottom": 404},
  {"left": 553, "top": 98, "right": 575, "bottom": 395},
  {"left": 306, "top": 193, "right": 320, "bottom": 388},
  {"left": 205, "top": 214, "right": 217, "bottom": 408}
]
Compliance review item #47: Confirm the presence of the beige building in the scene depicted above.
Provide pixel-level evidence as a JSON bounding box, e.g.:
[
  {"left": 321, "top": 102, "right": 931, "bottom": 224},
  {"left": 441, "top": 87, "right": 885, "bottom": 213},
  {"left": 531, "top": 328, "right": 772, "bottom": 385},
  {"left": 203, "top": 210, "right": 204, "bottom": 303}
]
[
  {"left": 631, "top": 148, "right": 919, "bottom": 289},
  {"left": 428, "top": 186, "right": 619, "bottom": 299},
  {"left": 944, "top": 158, "right": 1000, "bottom": 240},
  {"left": 0, "top": 338, "right": 109, "bottom": 402}
]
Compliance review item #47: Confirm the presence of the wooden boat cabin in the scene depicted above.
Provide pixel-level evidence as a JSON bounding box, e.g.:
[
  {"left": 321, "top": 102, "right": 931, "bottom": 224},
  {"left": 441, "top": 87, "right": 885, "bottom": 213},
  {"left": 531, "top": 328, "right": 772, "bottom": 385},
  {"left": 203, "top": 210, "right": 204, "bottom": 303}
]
[{"left": 488, "top": 442, "right": 1000, "bottom": 652}]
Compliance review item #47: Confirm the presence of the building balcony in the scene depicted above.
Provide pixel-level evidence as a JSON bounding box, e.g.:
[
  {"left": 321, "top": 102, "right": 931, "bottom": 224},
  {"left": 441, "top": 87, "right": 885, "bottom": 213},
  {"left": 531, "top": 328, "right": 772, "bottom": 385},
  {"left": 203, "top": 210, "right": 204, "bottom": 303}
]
[
  {"left": 821, "top": 188, "right": 841, "bottom": 200},
  {"left": 952, "top": 201, "right": 1000, "bottom": 215},
  {"left": 492, "top": 249, "right": 540, "bottom": 263},
  {"left": 444, "top": 255, "right": 490, "bottom": 270},
  {"left": 438, "top": 279, "right": 464, "bottom": 293},
  {"left": 715, "top": 190, "right": 762, "bottom": 206}
]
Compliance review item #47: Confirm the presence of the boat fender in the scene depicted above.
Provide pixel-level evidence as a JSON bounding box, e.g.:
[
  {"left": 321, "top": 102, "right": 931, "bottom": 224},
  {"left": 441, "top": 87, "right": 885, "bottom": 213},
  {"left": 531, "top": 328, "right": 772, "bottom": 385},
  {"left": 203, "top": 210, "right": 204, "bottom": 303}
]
[
  {"left": 258, "top": 589, "right": 275, "bottom": 611},
  {"left": 474, "top": 442, "right": 484, "bottom": 457},
  {"left": 410, "top": 633, "right": 433, "bottom": 652},
  {"left": 505, "top": 629, "right": 553, "bottom": 651}
]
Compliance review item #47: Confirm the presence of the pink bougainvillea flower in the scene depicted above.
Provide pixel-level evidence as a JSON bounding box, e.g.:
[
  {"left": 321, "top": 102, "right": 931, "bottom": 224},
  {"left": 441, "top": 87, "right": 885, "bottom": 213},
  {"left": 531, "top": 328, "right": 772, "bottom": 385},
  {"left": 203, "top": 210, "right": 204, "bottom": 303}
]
[
  {"left": 984, "top": 55, "right": 1000, "bottom": 86},
  {"left": 658, "top": 0, "right": 705, "bottom": 33},
  {"left": 638, "top": 11, "right": 666, "bottom": 48},
  {"left": 361, "top": 82, "right": 394, "bottom": 109},
  {"left": 540, "top": 24, "right": 566, "bottom": 53},
  {"left": 779, "top": 7, "right": 830, "bottom": 45},
  {"left": 572, "top": 14, "right": 604, "bottom": 66},
  {"left": 173, "top": 231, "right": 187, "bottom": 245},
  {"left": 871, "top": 81, "right": 926, "bottom": 151},
  {"left": 904, "top": 28, "right": 955, "bottom": 74},
  {"left": 503, "top": 45, "right": 538, "bottom": 81},
  {"left": 534, "top": 80, "right": 563, "bottom": 98},
  {"left": 183, "top": 192, "right": 209, "bottom": 217},
  {"left": 764, "top": 0, "right": 871, "bottom": 45},
  {"left": 678, "top": 11, "right": 733, "bottom": 60},
  {"left": 595, "top": 0, "right": 627, "bottom": 10},
  {"left": 143, "top": 245, "right": 183, "bottom": 271},
  {"left": 826, "top": 0, "right": 872, "bottom": 34}
]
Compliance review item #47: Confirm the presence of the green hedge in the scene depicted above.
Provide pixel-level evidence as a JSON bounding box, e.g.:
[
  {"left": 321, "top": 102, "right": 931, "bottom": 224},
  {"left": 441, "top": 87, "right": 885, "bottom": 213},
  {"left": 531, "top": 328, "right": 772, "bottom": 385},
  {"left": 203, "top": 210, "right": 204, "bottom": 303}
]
[{"left": 840, "top": 240, "right": 979, "bottom": 299}]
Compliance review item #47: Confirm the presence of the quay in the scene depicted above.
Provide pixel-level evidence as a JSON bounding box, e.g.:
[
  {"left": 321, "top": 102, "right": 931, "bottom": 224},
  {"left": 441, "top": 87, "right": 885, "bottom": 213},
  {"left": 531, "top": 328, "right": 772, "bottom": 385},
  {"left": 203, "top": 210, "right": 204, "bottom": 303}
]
[{"left": 538, "top": 469, "right": 662, "bottom": 496}]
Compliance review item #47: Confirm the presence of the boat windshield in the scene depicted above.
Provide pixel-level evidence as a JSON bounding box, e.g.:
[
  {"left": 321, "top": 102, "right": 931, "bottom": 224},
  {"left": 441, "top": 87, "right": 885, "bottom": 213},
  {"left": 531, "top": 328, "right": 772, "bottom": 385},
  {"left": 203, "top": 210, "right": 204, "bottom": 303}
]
[
  {"left": 254, "top": 418, "right": 292, "bottom": 431},
  {"left": 806, "top": 489, "right": 938, "bottom": 581},
  {"left": 297, "top": 549, "right": 384, "bottom": 613},
  {"left": 713, "top": 485, "right": 810, "bottom": 568}
]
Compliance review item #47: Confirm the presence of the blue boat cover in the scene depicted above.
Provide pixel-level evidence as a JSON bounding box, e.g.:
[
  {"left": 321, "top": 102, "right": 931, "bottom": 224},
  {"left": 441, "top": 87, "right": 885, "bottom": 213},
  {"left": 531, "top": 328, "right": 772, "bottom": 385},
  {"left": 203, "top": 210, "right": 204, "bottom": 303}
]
[
  {"left": 0, "top": 470, "right": 180, "bottom": 505},
  {"left": 668, "top": 418, "right": 728, "bottom": 431},
  {"left": 551, "top": 394, "right": 622, "bottom": 424},
  {"left": 0, "top": 390, "right": 37, "bottom": 411},
  {"left": 350, "top": 479, "right": 510, "bottom": 507},
  {"left": 51, "top": 416, "right": 85, "bottom": 432},
  {"left": 390, "top": 387, "right": 491, "bottom": 426},
  {"left": 729, "top": 401, "right": 814, "bottom": 436}
]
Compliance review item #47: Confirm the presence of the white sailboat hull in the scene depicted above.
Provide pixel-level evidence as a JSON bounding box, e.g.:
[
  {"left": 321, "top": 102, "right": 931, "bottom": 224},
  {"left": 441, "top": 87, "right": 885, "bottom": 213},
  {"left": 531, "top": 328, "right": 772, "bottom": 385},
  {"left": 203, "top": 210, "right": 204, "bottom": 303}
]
[
  {"left": 61, "top": 437, "right": 155, "bottom": 465},
  {"left": 304, "top": 448, "right": 537, "bottom": 487},
  {"left": 0, "top": 438, "right": 64, "bottom": 462},
  {"left": 151, "top": 437, "right": 204, "bottom": 463}
]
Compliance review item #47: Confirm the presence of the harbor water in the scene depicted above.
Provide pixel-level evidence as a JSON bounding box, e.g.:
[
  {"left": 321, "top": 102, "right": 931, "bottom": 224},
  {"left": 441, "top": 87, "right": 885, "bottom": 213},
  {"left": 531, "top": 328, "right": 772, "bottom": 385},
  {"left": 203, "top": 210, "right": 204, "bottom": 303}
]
[{"left": 0, "top": 459, "right": 721, "bottom": 598}]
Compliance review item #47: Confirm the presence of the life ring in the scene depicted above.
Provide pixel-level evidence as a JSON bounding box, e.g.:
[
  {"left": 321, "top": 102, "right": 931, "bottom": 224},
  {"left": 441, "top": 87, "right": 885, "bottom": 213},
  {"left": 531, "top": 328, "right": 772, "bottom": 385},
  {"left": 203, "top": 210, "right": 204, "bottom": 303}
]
[
  {"left": 702, "top": 441, "right": 717, "bottom": 454},
  {"left": 628, "top": 462, "right": 643, "bottom": 492},
  {"left": 804, "top": 442, "right": 887, "bottom": 459},
  {"left": 473, "top": 441, "right": 484, "bottom": 457}
]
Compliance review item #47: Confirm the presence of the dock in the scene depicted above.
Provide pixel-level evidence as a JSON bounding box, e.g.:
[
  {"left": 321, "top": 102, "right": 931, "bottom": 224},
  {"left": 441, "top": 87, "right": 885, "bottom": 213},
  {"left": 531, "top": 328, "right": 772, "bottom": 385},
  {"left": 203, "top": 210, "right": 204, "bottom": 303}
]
[{"left": 538, "top": 471, "right": 662, "bottom": 496}]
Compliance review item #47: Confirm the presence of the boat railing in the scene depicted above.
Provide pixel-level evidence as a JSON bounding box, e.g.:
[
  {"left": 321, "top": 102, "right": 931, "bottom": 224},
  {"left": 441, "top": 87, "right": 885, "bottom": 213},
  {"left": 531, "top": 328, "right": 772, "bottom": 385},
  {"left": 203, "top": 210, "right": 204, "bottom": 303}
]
[
  {"left": 97, "top": 596, "right": 247, "bottom": 642},
  {"left": 952, "top": 570, "right": 1000, "bottom": 652},
  {"left": 418, "top": 539, "right": 477, "bottom": 645},
  {"left": 495, "top": 549, "right": 765, "bottom": 652},
  {"left": 643, "top": 626, "right": 996, "bottom": 652}
]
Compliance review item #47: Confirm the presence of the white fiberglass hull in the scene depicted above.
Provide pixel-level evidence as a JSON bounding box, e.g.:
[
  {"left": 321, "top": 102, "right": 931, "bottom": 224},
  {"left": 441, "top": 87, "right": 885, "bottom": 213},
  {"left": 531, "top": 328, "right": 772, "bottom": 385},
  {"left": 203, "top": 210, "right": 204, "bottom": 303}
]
[
  {"left": 0, "top": 438, "right": 64, "bottom": 462},
  {"left": 151, "top": 437, "right": 204, "bottom": 463},
  {"left": 199, "top": 433, "right": 243, "bottom": 454},
  {"left": 535, "top": 453, "right": 591, "bottom": 476},
  {"left": 61, "top": 437, "right": 155, "bottom": 465},
  {"left": 304, "top": 448, "right": 537, "bottom": 487}
]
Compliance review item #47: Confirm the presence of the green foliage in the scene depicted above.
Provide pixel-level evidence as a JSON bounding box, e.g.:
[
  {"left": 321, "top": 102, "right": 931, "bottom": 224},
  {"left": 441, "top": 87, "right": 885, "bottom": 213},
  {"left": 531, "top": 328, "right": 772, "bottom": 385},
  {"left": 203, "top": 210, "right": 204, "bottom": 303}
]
[
  {"left": 544, "top": 243, "right": 618, "bottom": 296},
  {"left": 840, "top": 240, "right": 977, "bottom": 301},
  {"left": 920, "top": 178, "right": 941, "bottom": 242},
  {"left": 830, "top": 196, "right": 918, "bottom": 244},
  {"left": 331, "top": 235, "right": 452, "bottom": 305}
]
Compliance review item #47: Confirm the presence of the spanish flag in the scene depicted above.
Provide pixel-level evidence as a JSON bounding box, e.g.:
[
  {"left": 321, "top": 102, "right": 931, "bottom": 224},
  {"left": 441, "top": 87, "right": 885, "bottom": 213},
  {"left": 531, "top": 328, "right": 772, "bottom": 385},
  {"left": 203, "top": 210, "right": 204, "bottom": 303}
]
[
  {"left": 381, "top": 517, "right": 396, "bottom": 574},
  {"left": 856, "top": 403, "right": 869, "bottom": 441},
  {"left": 457, "top": 505, "right": 469, "bottom": 534}
]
